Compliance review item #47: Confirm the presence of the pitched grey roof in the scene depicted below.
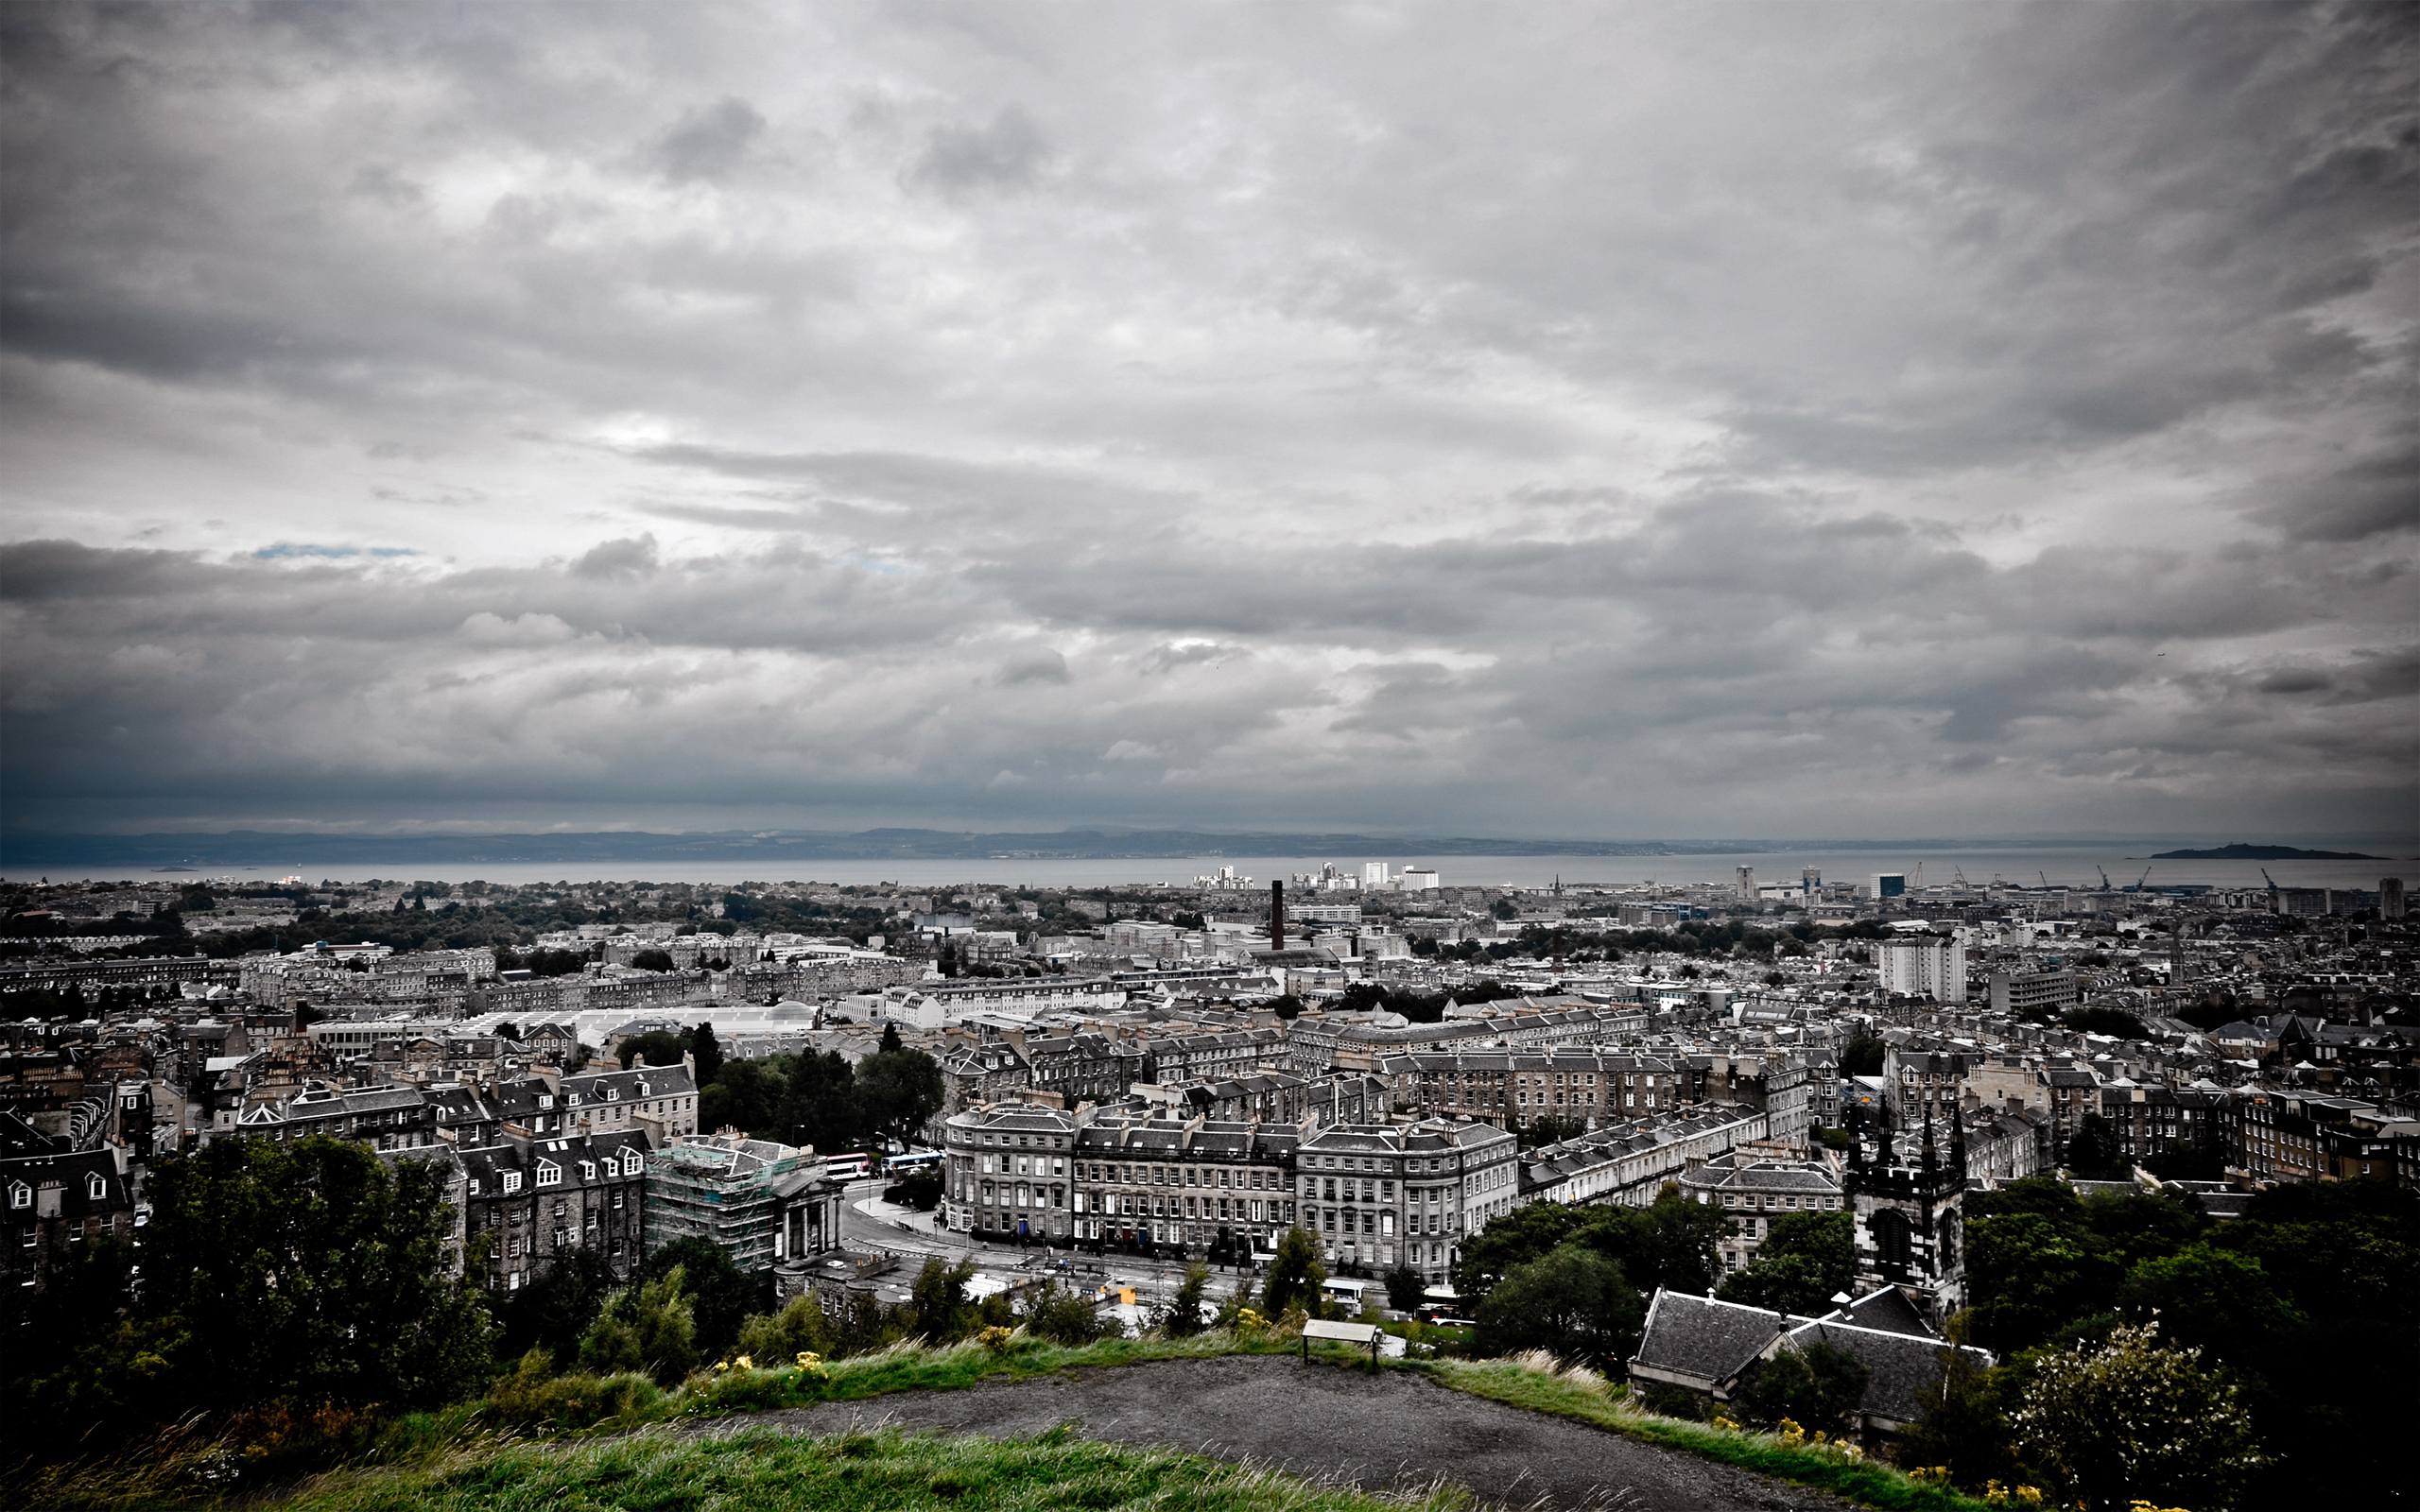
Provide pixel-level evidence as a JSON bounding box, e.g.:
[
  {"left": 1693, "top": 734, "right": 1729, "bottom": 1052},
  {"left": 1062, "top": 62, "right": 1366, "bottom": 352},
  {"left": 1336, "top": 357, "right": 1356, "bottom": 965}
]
[
  {"left": 1781, "top": 1319, "right": 1990, "bottom": 1425},
  {"left": 1824, "top": 1284, "right": 1938, "bottom": 1340},
  {"left": 1630, "top": 1292, "right": 1793, "bottom": 1387}
]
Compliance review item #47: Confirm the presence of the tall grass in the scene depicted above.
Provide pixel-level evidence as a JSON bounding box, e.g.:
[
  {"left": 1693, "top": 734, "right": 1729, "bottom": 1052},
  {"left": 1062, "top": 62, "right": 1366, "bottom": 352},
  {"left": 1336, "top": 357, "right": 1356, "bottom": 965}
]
[
  {"left": 2, "top": 1328, "right": 1302, "bottom": 1510},
  {"left": 268, "top": 1425, "right": 1476, "bottom": 1512}
]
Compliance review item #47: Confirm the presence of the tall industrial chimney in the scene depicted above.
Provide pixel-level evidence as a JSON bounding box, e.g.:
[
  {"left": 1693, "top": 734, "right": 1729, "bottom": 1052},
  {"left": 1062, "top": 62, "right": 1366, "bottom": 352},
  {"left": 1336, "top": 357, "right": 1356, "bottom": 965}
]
[{"left": 1270, "top": 880, "right": 1287, "bottom": 948}]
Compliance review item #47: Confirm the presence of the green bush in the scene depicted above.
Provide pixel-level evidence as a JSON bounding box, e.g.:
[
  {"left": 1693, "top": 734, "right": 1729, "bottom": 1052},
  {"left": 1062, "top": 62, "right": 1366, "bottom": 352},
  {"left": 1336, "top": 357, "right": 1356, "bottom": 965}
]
[{"left": 482, "top": 1349, "right": 666, "bottom": 1433}]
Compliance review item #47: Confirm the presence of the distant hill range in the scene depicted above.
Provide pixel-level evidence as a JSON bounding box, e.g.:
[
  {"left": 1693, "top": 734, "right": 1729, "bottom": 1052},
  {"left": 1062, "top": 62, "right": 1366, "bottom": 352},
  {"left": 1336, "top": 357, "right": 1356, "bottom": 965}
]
[
  {"left": 2146, "top": 842, "right": 2382, "bottom": 861},
  {"left": 8, "top": 827, "right": 2097, "bottom": 868}
]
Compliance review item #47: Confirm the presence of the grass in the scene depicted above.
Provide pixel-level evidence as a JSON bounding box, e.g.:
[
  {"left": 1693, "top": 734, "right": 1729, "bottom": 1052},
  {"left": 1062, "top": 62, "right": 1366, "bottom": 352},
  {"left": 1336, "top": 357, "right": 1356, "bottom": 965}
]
[
  {"left": 4, "top": 1330, "right": 1305, "bottom": 1511},
  {"left": 1415, "top": 1352, "right": 1992, "bottom": 1512},
  {"left": 681, "top": 1328, "right": 1298, "bottom": 1420},
  {"left": 15, "top": 1332, "right": 1996, "bottom": 1512},
  {"left": 263, "top": 1425, "right": 1476, "bottom": 1512}
]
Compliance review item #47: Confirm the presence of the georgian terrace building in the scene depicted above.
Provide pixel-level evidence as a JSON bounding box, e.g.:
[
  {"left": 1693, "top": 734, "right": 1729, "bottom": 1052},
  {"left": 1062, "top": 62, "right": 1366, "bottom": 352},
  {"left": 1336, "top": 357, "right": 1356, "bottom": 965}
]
[
  {"left": 1519, "top": 1104, "right": 1770, "bottom": 1208},
  {"left": 1677, "top": 1150, "right": 1845, "bottom": 1274},
  {"left": 1285, "top": 1003, "right": 1650, "bottom": 1076},
  {"left": 942, "top": 1104, "right": 1082, "bottom": 1242},
  {"left": 941, "top": 1104, "right": 1515, "bottom": 1281},
  {"left": 1072, "top": 1115, "right": 1299, "bottom": 1258},
  {"left": 1374, "top": 1049, "right": 1683, "bottom": 1132},
  {"left": 1293, "top": 1119, "right": 1519, "bottom": 1281}
]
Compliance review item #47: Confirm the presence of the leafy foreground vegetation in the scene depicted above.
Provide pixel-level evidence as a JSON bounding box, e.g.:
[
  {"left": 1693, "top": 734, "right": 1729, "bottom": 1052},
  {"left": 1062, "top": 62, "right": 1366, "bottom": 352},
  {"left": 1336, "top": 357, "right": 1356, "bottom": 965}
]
[
  {"left": 1421, "top": 1354, "right": 1990, "bottom": 1512},
  {"left": 14, "top": 1330, "right": 2004, "bottom": 1512},
  {"left": 274, "top": 1426, "right": 1475, "bottom": 1512},
  {"left": 6, "top": 1330, "right": 1300, "bottom": 1511}
]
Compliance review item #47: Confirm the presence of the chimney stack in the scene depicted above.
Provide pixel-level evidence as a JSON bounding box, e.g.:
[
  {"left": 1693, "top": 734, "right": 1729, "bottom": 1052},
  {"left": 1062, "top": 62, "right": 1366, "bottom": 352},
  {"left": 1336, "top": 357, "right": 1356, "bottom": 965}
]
[{"left": 1270, "top": 880, "right": 1288, "bottom": 948}]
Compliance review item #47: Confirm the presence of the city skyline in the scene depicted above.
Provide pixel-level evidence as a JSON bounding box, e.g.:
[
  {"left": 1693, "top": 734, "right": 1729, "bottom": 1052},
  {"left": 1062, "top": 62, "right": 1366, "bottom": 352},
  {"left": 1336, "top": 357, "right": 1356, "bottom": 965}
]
[{"left": 5, "top": 3, "right": 2415, "bottom": 843}]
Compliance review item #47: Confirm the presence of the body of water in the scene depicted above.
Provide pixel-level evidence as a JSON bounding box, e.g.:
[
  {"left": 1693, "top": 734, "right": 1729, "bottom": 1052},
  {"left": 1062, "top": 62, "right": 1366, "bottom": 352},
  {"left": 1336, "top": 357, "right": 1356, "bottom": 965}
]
[{"left": 8, "top": 847, "right": 2408, "bottom": 893}]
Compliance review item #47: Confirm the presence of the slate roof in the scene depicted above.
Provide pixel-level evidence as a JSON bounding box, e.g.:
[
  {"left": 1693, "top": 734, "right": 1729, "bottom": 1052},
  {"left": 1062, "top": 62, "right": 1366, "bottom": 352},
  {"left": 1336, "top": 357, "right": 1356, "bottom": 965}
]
[
  {"left": 1824, "top": 1284, "right": 1938, "bottom": 1339},
  {"left": 1630, "top": 1292, "right": 1795, "bottom": 1388},
  {"left": 1781, "top": 1318, "right": 1991, "bottom": 1425}
]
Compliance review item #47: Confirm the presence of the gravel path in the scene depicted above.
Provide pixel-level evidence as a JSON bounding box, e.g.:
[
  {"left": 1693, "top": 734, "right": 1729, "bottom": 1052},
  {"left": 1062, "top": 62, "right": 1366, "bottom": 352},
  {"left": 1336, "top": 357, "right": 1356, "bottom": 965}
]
[{"left": 690, "top": 1355, "right": 1858, "bottom": 1512}]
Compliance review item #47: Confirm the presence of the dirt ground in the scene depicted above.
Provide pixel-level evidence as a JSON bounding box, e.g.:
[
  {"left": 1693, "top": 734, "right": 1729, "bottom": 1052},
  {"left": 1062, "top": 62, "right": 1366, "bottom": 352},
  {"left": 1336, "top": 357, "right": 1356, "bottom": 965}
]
[{"left": 693, "top": 1354, "right": 1860, "bottom": 1512}]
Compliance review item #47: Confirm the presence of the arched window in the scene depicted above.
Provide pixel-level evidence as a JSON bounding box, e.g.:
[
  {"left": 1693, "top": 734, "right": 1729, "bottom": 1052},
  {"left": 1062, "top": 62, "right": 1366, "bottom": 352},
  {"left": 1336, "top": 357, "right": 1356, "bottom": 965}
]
[{"left": 1871, "top": 1207, "right": 1913, "bottom": 1273}]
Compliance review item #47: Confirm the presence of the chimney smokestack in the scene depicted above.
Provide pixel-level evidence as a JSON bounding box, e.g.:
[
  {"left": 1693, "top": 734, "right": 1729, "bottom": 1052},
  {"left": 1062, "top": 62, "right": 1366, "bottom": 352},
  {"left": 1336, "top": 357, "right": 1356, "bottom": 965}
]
[{"left": 1270, "top": 880, "right": 1287, "bottom": 948}]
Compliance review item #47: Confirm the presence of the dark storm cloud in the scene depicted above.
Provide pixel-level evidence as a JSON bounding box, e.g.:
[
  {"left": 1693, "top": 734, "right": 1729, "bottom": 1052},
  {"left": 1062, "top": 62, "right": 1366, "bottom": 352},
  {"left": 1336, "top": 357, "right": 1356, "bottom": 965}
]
[
  {"left": 649, "top": 98, "right": 768, "bottom": 183},
  {"left": 2258, "top": 446, "right": 2420, "bottom": 541},
  {"left": 906, "top": 106, "right": 1050, "bottom": 195},
  {"left": 0, "top": 1, "right": 2413, "bottom": 840}
]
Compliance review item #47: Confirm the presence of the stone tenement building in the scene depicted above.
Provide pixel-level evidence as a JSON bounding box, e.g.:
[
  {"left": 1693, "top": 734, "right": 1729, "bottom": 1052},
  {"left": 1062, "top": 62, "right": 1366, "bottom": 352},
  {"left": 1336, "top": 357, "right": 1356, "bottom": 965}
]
[
  {"left": 458, "top": 1129, "right": 651, "bottom": 1291},
  {"left": 940, "top": 1104, "right": 1517, "bottom": 1281}
]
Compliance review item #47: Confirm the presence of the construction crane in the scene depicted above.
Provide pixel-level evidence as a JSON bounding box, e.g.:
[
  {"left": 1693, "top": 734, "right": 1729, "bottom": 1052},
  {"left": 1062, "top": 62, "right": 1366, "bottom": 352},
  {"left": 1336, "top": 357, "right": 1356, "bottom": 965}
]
[
  {"left": 1953, "top": 865, "right": 1969, "bottom": 887},
  {"left": 2039, "top": 870, "right": 2051, "bottom": 889},
  {"left": 2096, "top": 864, "right": 2113, "bottom": 889},
  {"left": 2261, "top": 868, "right": 2282, "bottom": 906},
  {"left": 2134, "top": 865, "right": 2153, "bottom": 891}
]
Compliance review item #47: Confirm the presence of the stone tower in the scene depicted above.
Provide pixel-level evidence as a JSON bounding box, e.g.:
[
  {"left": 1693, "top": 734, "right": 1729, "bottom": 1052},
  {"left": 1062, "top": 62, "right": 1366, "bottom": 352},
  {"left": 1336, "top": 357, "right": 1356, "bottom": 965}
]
[{"left": 1847, "top": 1102, "right": 1966, "bottom": 1323}]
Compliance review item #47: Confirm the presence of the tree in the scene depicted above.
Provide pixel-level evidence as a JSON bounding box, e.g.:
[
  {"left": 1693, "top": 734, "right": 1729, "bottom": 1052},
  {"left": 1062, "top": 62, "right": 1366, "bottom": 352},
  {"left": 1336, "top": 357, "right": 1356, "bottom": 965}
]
[
  {"left": 1261, "top": 1228, "right": 1327, "bottom": 1317},
  {"left": 498, "top": 1246, "right": 618, "bottom": 1364},
  {"left": 2061, "top": 1005, "right": 2148, "bottom": 1040},
  {"left": 2012, "top": 1321, "right": 2267, "bottom": 1512},
  {"left": 878, "top": 1021, "right": 904, "bottom": 1054},
  {"left": 1382, "top": 1263, "right": 1427, "bottom": 1314},
  {"left": 1730, "top": 1341, "right": 1870, "bottom": 1433},
  {"left": 1902, "top": 1329, "right": 2020, "bottom": 1491},
  {"left": 856, "top": 1048, "right": 943, "bottom": 1148},
  {"left": 1716, "top": 1210, "right": 1851, "bottom": 1317},
  {"left": 136, "top": 1137, "right": 494, "bottom": 1413},
  {"left": 619, "top": 1029, "right": 685, "bottom": 1069},
  {"left": 2118, "top": 1244, "right": 2300, "bottom": 1364},
  {"left": 579, "top": 1265, "right": 697, "bottom": 1385},
  {"left": 1473, "top": 1246, "right": 1644, "bottom": 1370},
  {"left": 909, "top": 1257, "right": 977, "bottom": 1342},
  {"left": 1840, "top": 1034, "right": 1886, "bottom": 1077},
  {"left": 641, "top": 1237, "right": 764, "bottom": 1362},
  {"left": 699, "top": 1057, "right": 783, "bottom": 1138},
  {"left": 687, "top": 1022, "right": 724, "bottom": 1089},
  {"left": 1159, "top": 1263, "right": 1211, "bottom": 1337},
  {"left": 630, "top": 948, "right": 676, "bottom": 972},
  {"left": 2063, "top": 1111, "right": 2126, "bottom": 1178},
  {"left": 1579, "top": 1187, "right": 1728, "bottom": 1297},
  {"left": 1519, "top": 1113, "right": 1587, "bottom": 1148},
  {"left": 735, "top": 1292, "right": 834, "bottom": 1364},
  {"left": 1453, "top": 1200, "right": 1590, "bottom": 1295},
  {"left": 1024, "top": 1287, "right": 1115, "bottom": 1345},
  {"left": 1964, "top": 1210, "right": 2118, "bottom": 1353}
]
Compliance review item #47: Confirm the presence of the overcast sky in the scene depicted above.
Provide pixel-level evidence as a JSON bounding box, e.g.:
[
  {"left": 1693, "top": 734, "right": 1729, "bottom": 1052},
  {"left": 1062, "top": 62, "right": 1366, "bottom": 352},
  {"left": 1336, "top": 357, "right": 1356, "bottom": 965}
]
[{"left": 2, "top": 2, "right": 2414, "bottom": 842}]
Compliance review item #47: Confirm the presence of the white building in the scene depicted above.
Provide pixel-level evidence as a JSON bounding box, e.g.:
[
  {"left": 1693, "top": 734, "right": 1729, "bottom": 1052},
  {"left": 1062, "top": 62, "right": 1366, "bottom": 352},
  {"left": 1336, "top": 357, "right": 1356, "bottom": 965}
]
[
  {"left": 1399, "top": 867, "right": 1442, "bottom": 892},
  {"left": 1361, "top": 861, "right": 1392, "bottom": 890},
  {"left": 1878, "top": 933, "right": 1968, "bottom": 1004}
]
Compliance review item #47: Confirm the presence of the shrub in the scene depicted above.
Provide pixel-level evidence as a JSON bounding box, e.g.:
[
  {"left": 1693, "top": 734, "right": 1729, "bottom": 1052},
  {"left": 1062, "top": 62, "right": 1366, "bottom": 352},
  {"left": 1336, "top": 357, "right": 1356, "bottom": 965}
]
[{"left": 483, "top": 1349, "right": 666, "bottom": 1433}]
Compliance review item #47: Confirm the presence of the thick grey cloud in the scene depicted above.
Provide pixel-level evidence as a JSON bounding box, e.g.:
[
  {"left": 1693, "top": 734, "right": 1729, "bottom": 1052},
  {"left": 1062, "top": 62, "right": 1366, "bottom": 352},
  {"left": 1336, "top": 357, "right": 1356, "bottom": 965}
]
[{"left": 0, "top": 2, "right": 2412, "bottom": 841}]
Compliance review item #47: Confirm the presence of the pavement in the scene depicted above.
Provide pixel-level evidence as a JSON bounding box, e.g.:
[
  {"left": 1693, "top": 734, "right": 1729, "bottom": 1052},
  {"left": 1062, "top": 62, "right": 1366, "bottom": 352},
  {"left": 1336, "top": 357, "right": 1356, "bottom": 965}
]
[{"left": 695, "top": 1353, "right": 1858, "bottom": 1512}]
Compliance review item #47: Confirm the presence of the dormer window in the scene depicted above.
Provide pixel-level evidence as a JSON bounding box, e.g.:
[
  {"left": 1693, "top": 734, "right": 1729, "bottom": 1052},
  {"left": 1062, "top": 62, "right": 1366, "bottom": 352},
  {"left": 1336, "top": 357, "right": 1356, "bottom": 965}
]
[
  {"left": 8, "top": 1182, "right": 27, "bottom": 1210},
  {"left": 623, "top": 1152, "right": 643, "bottom": 1176},
  {"left": 606, "top": 1088, "right": 619, "bottom": 1102},
  {"left": 87, "top": 1173, "right": 108, "bottom": 1201},
  {"left": 579, "top": 1160, "right": 596, "bottom": 1181},
  {"left": 502, "top": 1171, "right": 522, "bottom": 1194},
  {"left": 535, "top": 1160, "right": 561, "bottom": 1187}
]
